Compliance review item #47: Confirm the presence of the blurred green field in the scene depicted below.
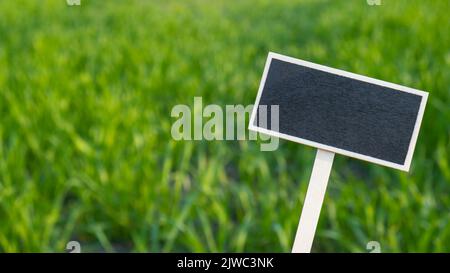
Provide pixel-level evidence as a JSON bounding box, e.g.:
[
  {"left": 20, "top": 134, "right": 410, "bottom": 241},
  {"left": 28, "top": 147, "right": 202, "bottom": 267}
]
[{"left": 0, "top": 0, "right": 449, "bottom": 252}]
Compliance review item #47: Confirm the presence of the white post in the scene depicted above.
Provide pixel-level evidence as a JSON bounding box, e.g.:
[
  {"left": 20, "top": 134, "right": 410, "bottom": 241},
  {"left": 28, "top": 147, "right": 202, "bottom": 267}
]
[{"left": 292, "top": 149, "right": 335, "bottom": 253}]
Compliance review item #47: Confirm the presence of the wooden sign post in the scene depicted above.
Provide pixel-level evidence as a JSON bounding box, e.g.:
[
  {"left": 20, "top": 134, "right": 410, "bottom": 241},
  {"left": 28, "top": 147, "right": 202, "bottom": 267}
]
[{"left": 249, "top": 52, "right": 428, "bottom": 253}]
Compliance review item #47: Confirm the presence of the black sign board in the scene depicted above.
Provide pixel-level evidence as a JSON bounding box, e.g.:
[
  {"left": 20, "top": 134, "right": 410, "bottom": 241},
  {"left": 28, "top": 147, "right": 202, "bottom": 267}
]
[{"left": 249, "top": 52, "right": 428, "bottom": 171}]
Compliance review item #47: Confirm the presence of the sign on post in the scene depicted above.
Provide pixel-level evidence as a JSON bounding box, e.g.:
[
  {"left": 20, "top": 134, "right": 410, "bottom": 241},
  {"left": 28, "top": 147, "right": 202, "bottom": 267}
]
[{"left": 249, "top": 52, "right": 428, "bottom": 253}]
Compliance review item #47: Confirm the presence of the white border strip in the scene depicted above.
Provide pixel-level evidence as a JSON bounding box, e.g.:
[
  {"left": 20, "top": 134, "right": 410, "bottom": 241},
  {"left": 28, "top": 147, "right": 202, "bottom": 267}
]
[{"left": 248, "top": 52, "right": 429, "bottom": 172}]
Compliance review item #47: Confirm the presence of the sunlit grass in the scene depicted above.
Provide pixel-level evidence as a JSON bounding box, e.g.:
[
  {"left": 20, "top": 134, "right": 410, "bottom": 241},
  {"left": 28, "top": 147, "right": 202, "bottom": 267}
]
[{"left": 0, "top": 0, "right": 448, "bottom": 252}]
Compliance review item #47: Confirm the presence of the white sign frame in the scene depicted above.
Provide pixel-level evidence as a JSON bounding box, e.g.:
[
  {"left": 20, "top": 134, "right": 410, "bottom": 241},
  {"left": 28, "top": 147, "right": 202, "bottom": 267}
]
[{"left": 249, "top": 52, "right": 428, "bottom": 172}]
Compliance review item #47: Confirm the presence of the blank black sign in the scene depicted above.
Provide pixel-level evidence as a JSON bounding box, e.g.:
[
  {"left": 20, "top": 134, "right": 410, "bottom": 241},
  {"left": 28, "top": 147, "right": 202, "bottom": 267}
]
[{"left": 249, "top": 53, "right": 428, "bottom": 171}]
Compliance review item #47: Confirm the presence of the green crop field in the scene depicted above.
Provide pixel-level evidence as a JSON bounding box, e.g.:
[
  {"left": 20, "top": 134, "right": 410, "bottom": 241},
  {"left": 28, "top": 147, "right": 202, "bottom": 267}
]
[{"left": 0, "top": 0, "right": 449, "bottom": 252}]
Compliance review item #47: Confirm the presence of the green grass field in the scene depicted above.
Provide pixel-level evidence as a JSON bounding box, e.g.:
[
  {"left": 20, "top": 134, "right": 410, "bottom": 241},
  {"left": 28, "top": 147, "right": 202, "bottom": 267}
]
[{"left": 0, "top": 0, "right": 449, "bottom": 252}]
